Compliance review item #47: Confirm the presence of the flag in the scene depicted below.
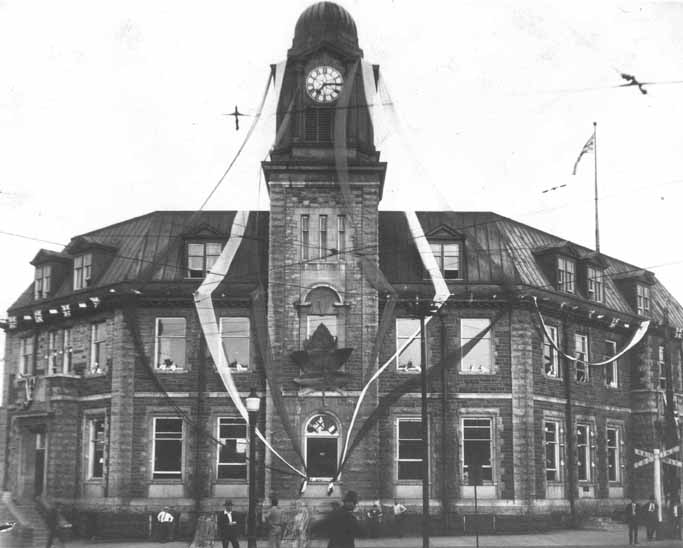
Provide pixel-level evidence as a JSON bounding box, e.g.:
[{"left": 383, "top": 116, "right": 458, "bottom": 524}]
[{"left": 572, "top": 133, "right": 595, "bottom": 175}]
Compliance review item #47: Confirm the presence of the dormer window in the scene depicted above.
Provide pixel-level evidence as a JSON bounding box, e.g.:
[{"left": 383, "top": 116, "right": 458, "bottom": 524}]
[
  {"left": 636, "top": 284, "right": 650, "bottom": 315},
  {"left": 586, "top": 266, "right": 603, "bottom": 302},
  {"left": 73, "top": 254, "right": 92, "bottom": 290},
  {"left": 557, "top": 257, "right": 575, "bottom": 294},
  {"left": 34, "top": 265, "right": 52, "bottom": 299},
  {"left": 430, "top": 242, "right": 462, "bottom": 279},
  {"left": 187, "top": 242, "right": 223, "bottom": 278}
]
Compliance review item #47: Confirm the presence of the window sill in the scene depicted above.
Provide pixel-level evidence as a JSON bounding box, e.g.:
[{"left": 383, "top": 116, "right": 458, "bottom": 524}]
[
  {"left": 459, "top": 370, "right": 495, "bottom": 376},
  {"left": 215, "top": 480, "right": 248, "bottom": 484},
  {"left": 84, "top": 372, "right": 108, "bottom": 378},
  {"left": 47, "top": 373, "right": 80, "bottom": 379},
  {"left": 84, "top": 479, "right": 104, "bottom": 484},
  {"left": 397, "top": 368, "right": 421, "bottom": 374},
  {"left": 155, "top": 368, "right": 188, "bottom": 374},
  {"left": 543, "top": 374, "right": 563, "bottom": 381},
  {"left": 150, "top": 478, "right": 183, "bottom": 483}
]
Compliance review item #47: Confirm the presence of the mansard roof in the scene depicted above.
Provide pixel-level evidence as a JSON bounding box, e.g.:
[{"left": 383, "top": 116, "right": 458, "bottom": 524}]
[{"left": 8, "top": 209, "right": 683, "bottom": 327}]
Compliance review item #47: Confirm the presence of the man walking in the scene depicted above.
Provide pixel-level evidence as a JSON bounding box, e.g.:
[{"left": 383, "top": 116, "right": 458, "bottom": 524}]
[
  {"left": 45, "top": 502, "right": 69, "bottom": 548},
  {"left": 217, "top": 500, "right": 241, "bottom": 548},
  {"left": 325, "top": 490, "right": 361, "bottom": 548},
  {"left": 645, "top": 495, "right": 658, "bottom": 541},
  {"left": 625, "top": 497, "right": 639, "bottom": 545},
  {"left": 266, "top": 496, "right": 283, "bottom": 548},
  {"left": 156, "top": 506, "right": 174, "bottom": 543}
]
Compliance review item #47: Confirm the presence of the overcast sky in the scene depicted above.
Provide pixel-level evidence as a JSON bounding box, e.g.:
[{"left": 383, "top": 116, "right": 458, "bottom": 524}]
[{"left": 2, "top": 0, "right": 683, "bottom": 344}]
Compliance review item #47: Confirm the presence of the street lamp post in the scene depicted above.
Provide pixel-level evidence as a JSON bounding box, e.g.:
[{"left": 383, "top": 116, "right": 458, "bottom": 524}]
[{"left": 245, "top": 388, "right": 261, "bottom": 548}]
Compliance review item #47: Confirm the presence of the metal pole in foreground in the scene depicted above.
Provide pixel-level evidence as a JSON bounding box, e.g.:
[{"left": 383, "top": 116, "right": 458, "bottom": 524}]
[
  {"left": 654, "top": 449, "right": 662, "bottom": 523},
  {"left": 246, "top": 389, "right": 261, "bottom": 548},
  {"left": 474, "top": 481, "right": 479, "bottom": 548},
  {"left": 420, "top": 313, "right": 430, "bottom": 548}
]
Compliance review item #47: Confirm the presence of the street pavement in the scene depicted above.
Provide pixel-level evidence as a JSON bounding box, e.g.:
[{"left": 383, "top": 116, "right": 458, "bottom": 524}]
[{"left": 25, "top": 530, "right": 682, "bottom": 548}]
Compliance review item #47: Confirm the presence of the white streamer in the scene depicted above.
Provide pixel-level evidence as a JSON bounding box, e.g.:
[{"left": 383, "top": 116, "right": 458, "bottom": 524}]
[{"left": 532, "top": 296, "right": 650, "bottom": 366}]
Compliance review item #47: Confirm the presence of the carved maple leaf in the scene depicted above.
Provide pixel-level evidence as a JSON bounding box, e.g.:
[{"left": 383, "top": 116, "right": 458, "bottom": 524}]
[{"left": 291, "top": 323, "right": 353, "bottom": 391}]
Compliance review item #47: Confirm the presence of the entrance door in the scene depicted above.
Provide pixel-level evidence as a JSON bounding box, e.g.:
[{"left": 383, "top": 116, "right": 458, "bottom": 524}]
[
  {"left": 34, "top": 432, "right": 45, "bottom": 497},
  {"left": 307, "top": 438, "right": 337, "bottom": 478}
]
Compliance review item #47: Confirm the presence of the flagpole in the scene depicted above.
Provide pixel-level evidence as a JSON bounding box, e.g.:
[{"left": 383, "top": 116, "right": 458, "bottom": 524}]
[{"left": 593, "top": 121, "right": 600, "bottom": 253}]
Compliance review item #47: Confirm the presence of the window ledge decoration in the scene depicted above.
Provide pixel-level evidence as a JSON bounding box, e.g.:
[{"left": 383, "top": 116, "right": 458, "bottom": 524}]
[{"left": 291, "top": 323, "right": 353, "bottom": 394}]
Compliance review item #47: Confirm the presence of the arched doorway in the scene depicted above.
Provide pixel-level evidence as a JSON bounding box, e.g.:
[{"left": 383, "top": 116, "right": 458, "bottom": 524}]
[{"left": 305, "top": 413, "right": 340, "bottom": 479}]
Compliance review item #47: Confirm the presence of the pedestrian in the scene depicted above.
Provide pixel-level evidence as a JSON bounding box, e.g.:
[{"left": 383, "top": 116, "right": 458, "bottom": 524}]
[
  {"left": 266, "top": 496, "right": 283, "bottom": 548},
  {"left": 392, "top": 500, "right": 407, "bottom": 538},
  {"left": 217, "top": 500, "right": 241, "bottom": 548},
  {"left": 366, "top": 500, "right": 383, "bottom": 538},
  {"left": 290, "top": 500, "right": 310, "bottom": 548},
  {"left": 157, "top": 506, "right": 175, "bottom": 543},
  {"left": 644, "top": 494, "right": 658, "bottom": 541},
  {"left": 320, "top": 490, "right": 361, "bottom": 548},
  {"left": 624, "top": 497, "right": 639, "bottom": 545},
  {"left": 45, "top": 502, "right": 70, "bottom": 548},
  {"left": 671, "top": 498, "right": 682, "bottom": 540}
]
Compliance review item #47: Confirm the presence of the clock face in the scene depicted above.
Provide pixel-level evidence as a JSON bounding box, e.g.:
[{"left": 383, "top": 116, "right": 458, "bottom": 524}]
[{"left": 306, "top": 66, "right": 343, "bottom": 103}]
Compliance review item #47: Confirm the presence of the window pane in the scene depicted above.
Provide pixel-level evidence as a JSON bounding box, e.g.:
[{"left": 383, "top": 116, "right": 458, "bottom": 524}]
[
  {"left": 159, "top": 318, "right": 186, "bottom": 337},
  {"left": 158, "top": 339, "right": 185, "bottom": 368},
  {"left": 461, "top": 319, "right": 491, "bottom": 373},
  {"left": 219, "top": 423, "right": 247, "bottom": 439},
  {"left": 398, "top": 461, "right": 423, "bottom": 480},
  {"left": 307, "top": 438, "right": 337, "bottom": 477},
  {"left": 205, "top": 242, "right": 222, "bottom": 255},
  {"left": 398, "top": 440, "right": 423, "bottom": 460},
  {"left": 218, "top": 464, "right": 247, "bottom": 479},
  {"left": 187, "top": 243, "right": 204, "bottom": 256},
  {"left": 398, "top": 421, "right": 422, "bottom": 439},
  {"left": 154, "top": 440, "right": 182, "bottom": 472},
  {"left": 156, "top": 418, "right": 182, "bottom": 434}
]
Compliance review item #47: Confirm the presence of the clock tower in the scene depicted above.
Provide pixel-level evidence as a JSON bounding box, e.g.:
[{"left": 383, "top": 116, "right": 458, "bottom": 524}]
[{"left": 262, "top": 1, "right": 386, "bottom": 499}]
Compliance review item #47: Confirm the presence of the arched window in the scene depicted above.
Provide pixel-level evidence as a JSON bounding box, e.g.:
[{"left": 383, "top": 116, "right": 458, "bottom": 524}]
[
  {"left": 305, "top": 286, "right": 341, "bottom": 341},
  {"left": 305, "top": 413, "right": 340, "bottom": 479}
]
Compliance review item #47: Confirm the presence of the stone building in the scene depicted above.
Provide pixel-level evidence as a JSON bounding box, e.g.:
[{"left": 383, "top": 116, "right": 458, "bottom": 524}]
[{"left": 1, "top": 1, "right": 682, "bottom": 538}]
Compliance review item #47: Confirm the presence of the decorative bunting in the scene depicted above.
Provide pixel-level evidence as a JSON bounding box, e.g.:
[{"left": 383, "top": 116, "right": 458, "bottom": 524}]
[
  {"left": 533, "top": 296, "right": 649, "bottom": 366},
  {"left": 34, "top": 310, "right": 43, "bottom": 323},
  {"left": 8, "top": 316, "right": 16, "bottom": 329},
  {"left": 61, "top": 304, "right": 71, "bottom": 317}
]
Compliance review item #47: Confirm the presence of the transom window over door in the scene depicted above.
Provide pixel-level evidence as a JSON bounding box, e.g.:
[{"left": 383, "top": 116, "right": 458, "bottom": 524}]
[
  {"left": 305, "top": 414, "right": 339, "bottom": 479},
  {"left": 187, "top": 242, "right": 223, "bottom": 278}
]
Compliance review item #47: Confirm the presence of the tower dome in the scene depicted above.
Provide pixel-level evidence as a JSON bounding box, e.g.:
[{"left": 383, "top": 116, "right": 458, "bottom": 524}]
[{"left": 290, "top": 1, "right": 361, "bottom": 57}]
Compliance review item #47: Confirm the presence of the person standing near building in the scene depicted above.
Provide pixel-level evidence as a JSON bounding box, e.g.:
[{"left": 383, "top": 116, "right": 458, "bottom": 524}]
[
  {"left": 392, "top": 500, "right": 407, "bottom": 538},
  {"left": 624, "top": 498, "right": 640, "bottom": 545},
  {"left": 156, "top": 506, "right": 175, "bottom": 543},
  {"left": 645, "top": 495, "right": 658, "bottom": 541},
  {"left": 319, "top": 490, "right": 361, "bottom": 548},
  {"left": 266, "top": 496, "right": 283, "bottom": 548},
  {"left": 671, "top": 498, "right": 682, "bottom": 540},
  {"left": 366, "top": 501, "right": 383, "bottom": 538},
  {"left": 290, "top": 500, "right": 310, "bottom": 548},
  {"left": 217, "top": 500, "right": 241, "bottom": 548}
]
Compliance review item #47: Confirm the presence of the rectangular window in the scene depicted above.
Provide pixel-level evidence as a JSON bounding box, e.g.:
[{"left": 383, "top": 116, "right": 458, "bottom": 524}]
[
  {"left": 308, "top": 315, "right": 338, "bottom": 340},
  {"left": 463, "top": 418, "right": 493, "bottom": 483},
  {"left": 155, "top": 318, "right": 186, "bottom": 370},
  {"left": 396, "top": 318, "right": 421, "bottom": 372},
  {"left": 47, "top": 331, "right": 58, "bottom": 374},
  {"left": 73, "top": 254, "right": 92, "bottom": 290},
  {"left": 62, "top": 328, "right": 73, "bottom": 374},
  {"left": 397, "top": 418, "right": 424, "bottom": 481},
  {"left": 301, "top": 215, "right": 310, "bottom": 261},
  {"left": 153, "top": 418, "right": 183, "bottom": 480},
  {"left": 186, "top": 242, "right": 222, "bottom": 278},
  {"left": 544, "top": 420, "right": 561, "bottom": 482},
  {"left": 576, "top": 424, "right": 591, "bottom": 481},
  {"left": 637, "top": 285, "right": 650, "bottom": 315},
  {"left": 217, "top": 417, "right": 247, "bottom": 480},
  {"left": 574, "top": 333, "right": 589, "bottom": 383},
  {"left": 34, "top": 265, "right": 52, "bottom": 299},
  {"left": 543, "top": 325, "right": 560, "bottom": 378},
  {"left": 88, "top": 417, "right": 106, "bottom": 480},
  {"left": 606, "top": 427, "right": 620, "bottom": 482},
  {"left": 337, "top": 215, "right": 346, "bottom": 258},
  {"left": 430, "top": 242, "right": 461, "bottom": 279},
  {"left": 90, "top": 322, "right": 107, "bottom": 374},
  {"left": 460, "top": 318, "right": 492, "bottom": 373},
  {"left": 219, "top": 317, "right": 250, "bottom": 371},
  {"left": 604, "top": 340, "right": 618, "bottom": 388},
  {"left": 19, "top": 337, "right": 34, "bottom": 375},
  {"left": 587, "top": 266, "right": 603, "bottom": 302},
  {"left": 319, "top": 215, "right": 328, "bottom": 259},
  {"left": 557, "top": 257, "right": 575, "bottom": 294},
  {"left": 658, "top": 345, "right": 666, "bottom": 390}
]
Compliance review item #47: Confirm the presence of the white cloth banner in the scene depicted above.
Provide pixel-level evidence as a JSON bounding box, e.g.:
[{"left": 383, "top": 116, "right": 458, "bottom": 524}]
[{"left": 533, "top": 296, "right": 650, "bottom": 366}]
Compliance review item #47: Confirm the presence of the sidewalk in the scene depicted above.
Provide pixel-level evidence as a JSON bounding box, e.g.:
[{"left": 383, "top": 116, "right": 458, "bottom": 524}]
[{"left": 48, "top": 529, "right": 682, "bottom": 548}]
